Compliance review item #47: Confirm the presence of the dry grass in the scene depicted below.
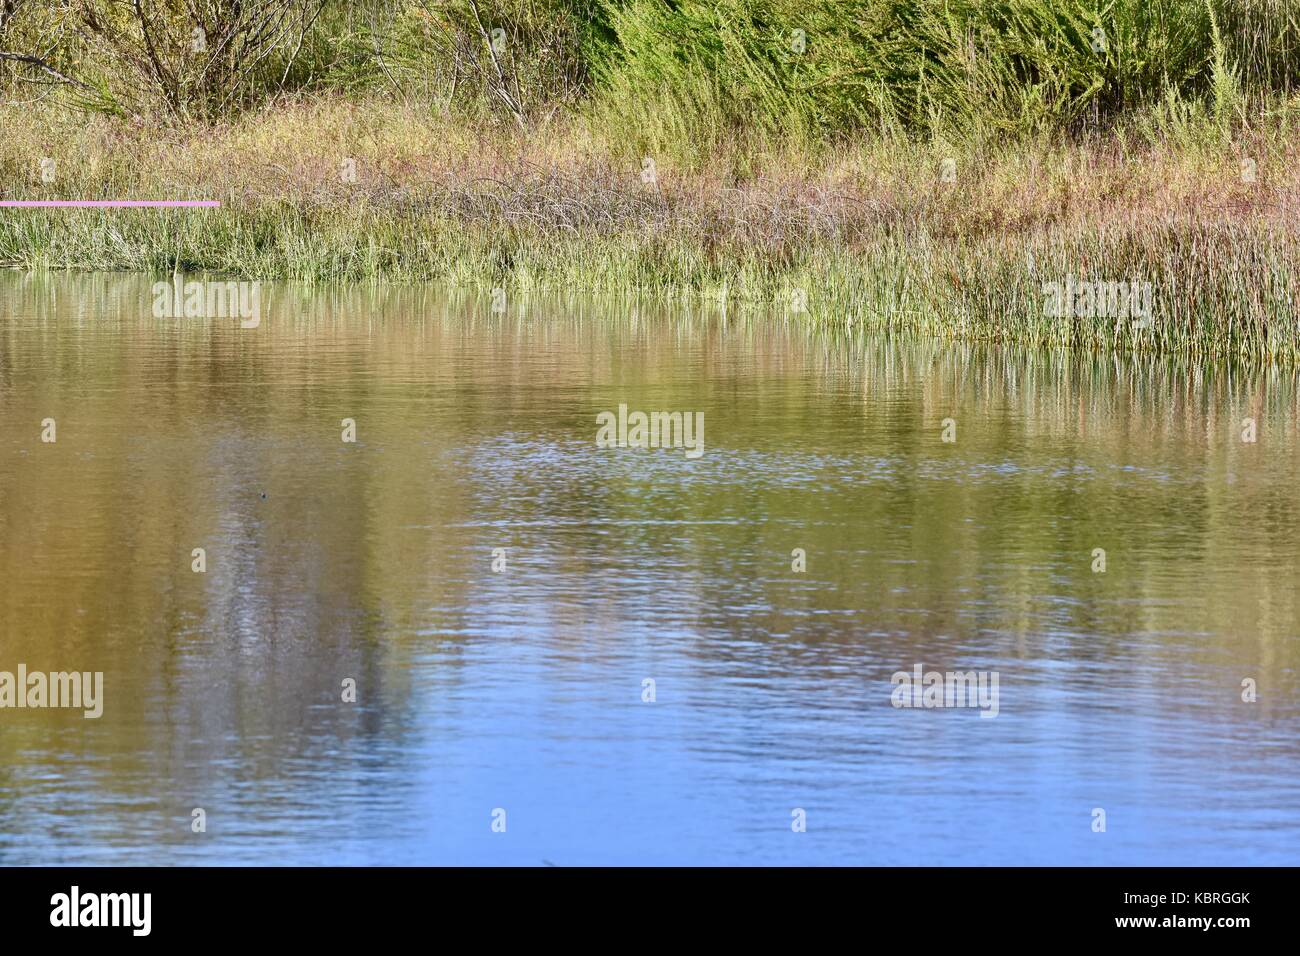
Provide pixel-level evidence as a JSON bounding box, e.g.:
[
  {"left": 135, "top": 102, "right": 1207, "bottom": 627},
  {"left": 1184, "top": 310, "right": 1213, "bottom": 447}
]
[{"left": 1, "top": 94, "right": 1298, "bottom": 358}]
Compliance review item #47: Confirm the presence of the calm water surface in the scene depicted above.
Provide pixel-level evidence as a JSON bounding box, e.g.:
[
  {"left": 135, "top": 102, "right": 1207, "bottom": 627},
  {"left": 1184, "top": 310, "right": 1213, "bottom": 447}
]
[{"left": 1, "top": 272, "right": 1298, "bottom": 865}]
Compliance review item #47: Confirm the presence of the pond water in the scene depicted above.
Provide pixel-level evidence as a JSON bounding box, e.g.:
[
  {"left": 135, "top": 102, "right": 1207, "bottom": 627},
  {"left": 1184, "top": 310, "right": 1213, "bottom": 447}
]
[{"left": 1, "top": 272, "right": 1297, "bottom": 865}]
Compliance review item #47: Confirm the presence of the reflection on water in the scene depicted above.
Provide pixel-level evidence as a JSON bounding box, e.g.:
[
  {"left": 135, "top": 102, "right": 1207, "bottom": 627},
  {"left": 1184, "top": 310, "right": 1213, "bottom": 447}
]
[{"left": 0, "top": 272, "right": 1297, "bottom": 865}]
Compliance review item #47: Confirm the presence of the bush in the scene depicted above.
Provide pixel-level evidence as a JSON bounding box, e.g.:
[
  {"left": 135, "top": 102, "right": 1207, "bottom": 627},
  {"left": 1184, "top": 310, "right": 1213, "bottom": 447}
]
[{"left": 2, "top": 0, "right": 329, "bottom": 119}]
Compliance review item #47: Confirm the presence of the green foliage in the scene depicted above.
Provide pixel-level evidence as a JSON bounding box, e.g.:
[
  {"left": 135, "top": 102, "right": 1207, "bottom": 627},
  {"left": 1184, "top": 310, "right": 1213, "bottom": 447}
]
[
  {"left": 586, "top": 0, "right": 1300, "bottom": 161},
  {"left": 3, "top": 1, "right": 1299, "bottom": 142}
]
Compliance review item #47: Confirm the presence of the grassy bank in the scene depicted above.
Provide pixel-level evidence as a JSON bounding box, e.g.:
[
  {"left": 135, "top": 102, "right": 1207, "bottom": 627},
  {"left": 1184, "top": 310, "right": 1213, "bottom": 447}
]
[
  {"left": 4, "top": 95, "right": 1299, "bottom": 357},
  {"left": 2, "top": 2, "right": 1300, "bottom": 357}
]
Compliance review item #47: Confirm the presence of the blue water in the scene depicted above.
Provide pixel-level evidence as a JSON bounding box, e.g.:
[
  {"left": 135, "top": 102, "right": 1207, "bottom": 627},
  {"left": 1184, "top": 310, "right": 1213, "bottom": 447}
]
[{"left": 1, "top": 274, "right": 1297, "bottom": 865}]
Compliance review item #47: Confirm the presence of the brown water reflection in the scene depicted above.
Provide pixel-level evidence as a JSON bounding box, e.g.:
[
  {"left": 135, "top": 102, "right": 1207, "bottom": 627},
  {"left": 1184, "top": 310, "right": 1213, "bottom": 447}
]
[{"left": 0, "top": 272, "right": 1297, "bottom": 864}]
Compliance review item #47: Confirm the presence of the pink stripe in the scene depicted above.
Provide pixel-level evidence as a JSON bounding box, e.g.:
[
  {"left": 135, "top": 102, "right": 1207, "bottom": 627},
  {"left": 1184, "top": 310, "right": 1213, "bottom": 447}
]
[{"left": 0, "top": 200, "right": 220, "bottom": 208}]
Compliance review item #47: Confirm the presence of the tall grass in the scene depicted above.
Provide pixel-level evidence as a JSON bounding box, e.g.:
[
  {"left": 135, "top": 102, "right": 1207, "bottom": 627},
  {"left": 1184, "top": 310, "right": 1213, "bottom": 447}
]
[{"left": 587, "top": 0, "right": 1300, "bottom": 163}]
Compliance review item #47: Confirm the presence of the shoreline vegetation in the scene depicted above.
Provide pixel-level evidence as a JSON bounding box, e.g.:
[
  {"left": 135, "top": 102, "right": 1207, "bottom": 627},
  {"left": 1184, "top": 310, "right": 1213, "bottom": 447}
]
[{"left": 2, "top": 1, "right": 1299, "bottom": 358}]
